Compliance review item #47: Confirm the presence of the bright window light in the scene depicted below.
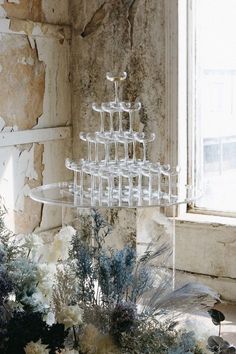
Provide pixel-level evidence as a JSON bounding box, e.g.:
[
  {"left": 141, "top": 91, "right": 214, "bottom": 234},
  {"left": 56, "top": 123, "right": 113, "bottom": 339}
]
[{"left": 193, "top": 0, "right": 236, "bottom": 213}]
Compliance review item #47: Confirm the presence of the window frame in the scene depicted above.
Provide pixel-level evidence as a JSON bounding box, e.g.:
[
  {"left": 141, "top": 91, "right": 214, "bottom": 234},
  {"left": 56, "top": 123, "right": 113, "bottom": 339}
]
[{"left": 166, "top": 0, "right": 236, "bottom": 219}]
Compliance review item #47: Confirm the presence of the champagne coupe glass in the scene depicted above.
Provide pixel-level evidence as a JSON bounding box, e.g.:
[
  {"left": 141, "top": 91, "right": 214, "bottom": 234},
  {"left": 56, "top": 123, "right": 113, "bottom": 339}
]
[
  {"left": 92, "top": 103, "right": 105, "bottom": 133},
  {"left": 106, "top": 71, "right": 127, "bottom": 104},
  {"left": 111, "top": 165, "right": 122, "bottom": 206},
  {"left": 99, "top": 166, "right": 116, "bottom": 206},
  {"left": 87, "top": 133, "right": 99, "bottom": 163},
  {"left": 116, "top": 132, "right": 133, "bottom": 165},
  {"left": 135, "top": 132, "right": 156, "bottom": 165},
  {"left": 111, "top": 101, "right": 123, "bottom": 133},
  {"left": 65, "top": 158, "right": 79, "bottom": 193},
  {"left": 160, "top": 164, "right": 171, "bottom": 200},
  {"left": 101, "top": 102, "right": 118, "bottom": 135},
  {"left": 121, "top": 101, "right": 141, "bottom": 135},
  {"left": 165, "top": 166, "right": 180, "bottom": 200},
  {"left": 101, "top": 102, "right": 121, "bottom": 162},
  {"left": 150, "top": 162, "right": 162, "bottom": 199},
  {"left": 141, "top": 164, "right": 153, "bottom": 203},
  {"left": 65, "top": 158, "right": 85, "bottom": 200},
  {"left": 89, "top": 164, "right": 100, "bottom": 205},
  {"left": 96, "top": 133, "right": 112, "bottom": 166},
  {"left": 122, "top": 101, "right": 141, "bottom": 163},
  {"left": 80, "top": 132, "right": 92, "bottom": 162},
  {"left": 130, "top": 164, "right": 143, "bottom": 205},
  {"left": 121, "top": 166, "right": 139, "bottom": 206}
]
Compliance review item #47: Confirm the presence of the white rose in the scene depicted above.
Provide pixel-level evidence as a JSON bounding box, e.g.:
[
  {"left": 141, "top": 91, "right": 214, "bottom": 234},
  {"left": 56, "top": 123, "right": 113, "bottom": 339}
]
[
  {"left": 56, "top": 305, "right": 83, "bottom": 329},
  {"left": 24, "top": 340, "right": 49, "bottom": 354}
]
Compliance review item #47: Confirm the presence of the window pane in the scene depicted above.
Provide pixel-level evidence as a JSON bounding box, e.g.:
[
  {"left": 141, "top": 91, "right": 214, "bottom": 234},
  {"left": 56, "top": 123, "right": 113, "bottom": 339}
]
[{"left": 194, "top": 0, "right": 236, "bottom": 213}]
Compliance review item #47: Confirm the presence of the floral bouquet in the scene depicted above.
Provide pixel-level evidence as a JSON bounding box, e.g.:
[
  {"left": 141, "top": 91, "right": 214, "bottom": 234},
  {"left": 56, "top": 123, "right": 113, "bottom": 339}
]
[{"left": 0, "top": 207, "right": 235, "bottom": 354}]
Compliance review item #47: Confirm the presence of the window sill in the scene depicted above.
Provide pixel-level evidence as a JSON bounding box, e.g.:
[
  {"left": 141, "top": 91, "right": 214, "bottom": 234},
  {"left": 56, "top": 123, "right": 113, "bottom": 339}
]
[{"left": 176, "top": 212, "right": 236, "bottom": 227}]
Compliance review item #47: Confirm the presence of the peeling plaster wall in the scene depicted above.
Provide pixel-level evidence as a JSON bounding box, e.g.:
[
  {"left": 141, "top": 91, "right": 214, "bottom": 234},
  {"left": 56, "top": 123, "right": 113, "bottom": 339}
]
[
  {"left": 0, "top": 0, "right": 71, "bottom": 234},
  {"left": 0, "top": 0, "right": 69, "bottom": 25},
  {"left": 0, "top": 34, "right": 45, "bottom": 130}
]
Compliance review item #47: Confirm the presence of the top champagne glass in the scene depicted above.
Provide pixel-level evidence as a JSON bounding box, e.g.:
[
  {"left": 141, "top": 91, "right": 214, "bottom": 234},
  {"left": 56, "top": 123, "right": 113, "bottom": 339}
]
[{"left": 106, "top": 71, "right": 127, "bottom": 104}]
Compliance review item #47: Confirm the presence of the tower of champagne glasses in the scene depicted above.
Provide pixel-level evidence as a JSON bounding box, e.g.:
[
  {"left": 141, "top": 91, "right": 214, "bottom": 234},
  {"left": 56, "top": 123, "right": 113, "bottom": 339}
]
[{"left": 66, "top": 72, "right": 180, "bottom": 207}]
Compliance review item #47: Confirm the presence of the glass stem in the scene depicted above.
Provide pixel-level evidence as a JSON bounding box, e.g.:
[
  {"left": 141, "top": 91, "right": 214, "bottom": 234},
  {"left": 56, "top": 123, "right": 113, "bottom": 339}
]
[
  {"left": 149, "top": 173, "right": 152, "bottom": 202},
  {"left": 157, "top": 171, "right": 161, "bottom": 198},
  {"left": 88, "top": 141, "right": 91, "bottom": 162},
  {"left": 124, "top": 142, "right": 128, "bottom": 163},
  {"left": 115, "top": 141, "right": 118, "bottom": 163},
  {"left": 129, "top": 112, "right": 133, "bottom": 133},
  {"left": 105, "top": 143, "right": 109, "bottom": 165},
  {"left": 138, "top": 172, "right": 142, "bottom": 205},
  {"left": 129, "top": 176, "right": 133, "bottom": 206},
  {"left": 118, "top": 111, "right": 123, "bottom": 132},
  {"left": 99, "top": 176, "right": 102, "bottom": 205},
  {"left": 114, "top": 81, "right": 119, "bottom": 103},
  {"left": 108, "top": 177, "right": 112, "bottom": 206},
  {"left": 168, "top": 174, "right": 171, "bottom": 199},
  {"left": 133, "top": 141, "right": 136, "bottom": 163},
  {"left": 143, "top": 143, "right": 147, "bottom": 164},
  {"left": 100, "top": 112, "right": 105, "bottom": 132},
  {"left": 74, "top": 171, "right": 78, "bottom": 192},
  {"left": 95, "top": 143, "right": 98, "bottom": 163},
  {"left": 109, "top": 112, "right": 114, "bottom": 133}
]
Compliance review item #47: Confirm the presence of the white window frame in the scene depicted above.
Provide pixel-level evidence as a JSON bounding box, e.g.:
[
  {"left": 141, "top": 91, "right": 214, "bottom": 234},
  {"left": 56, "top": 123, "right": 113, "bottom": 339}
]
[
  {"left": 165, "top": 0, "right": 236, "bottom": 222},
  {"left": 165, "top": 0, "right": 188, "bottom": 216}
]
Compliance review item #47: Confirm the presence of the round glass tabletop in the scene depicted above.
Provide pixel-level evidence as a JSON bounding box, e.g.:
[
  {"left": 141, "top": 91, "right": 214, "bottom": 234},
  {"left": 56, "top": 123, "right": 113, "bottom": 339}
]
[{"left": 29, "top": 182, "right": 196, "bottom": 209}]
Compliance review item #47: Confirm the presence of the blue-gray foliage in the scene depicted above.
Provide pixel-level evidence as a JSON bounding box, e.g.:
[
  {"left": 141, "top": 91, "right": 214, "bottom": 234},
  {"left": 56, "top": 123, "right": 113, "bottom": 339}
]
[{"left": 168, "top": 331, "right": 202, "bottom": 354}]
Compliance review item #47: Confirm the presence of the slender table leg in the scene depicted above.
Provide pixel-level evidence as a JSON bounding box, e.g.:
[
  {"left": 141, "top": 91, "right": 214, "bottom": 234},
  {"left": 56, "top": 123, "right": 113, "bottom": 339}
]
[{"left": 172, "top": 204, "right": 176, "bottom": 290}]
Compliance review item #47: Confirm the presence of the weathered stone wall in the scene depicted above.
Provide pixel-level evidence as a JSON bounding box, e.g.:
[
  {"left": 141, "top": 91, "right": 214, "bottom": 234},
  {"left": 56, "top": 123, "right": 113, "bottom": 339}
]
[
  {"left": 0, "top": 0, "right": 71, "bottom": 233},
  {"left": 70, "top": 0, "right": 166, "bottom": 163}
]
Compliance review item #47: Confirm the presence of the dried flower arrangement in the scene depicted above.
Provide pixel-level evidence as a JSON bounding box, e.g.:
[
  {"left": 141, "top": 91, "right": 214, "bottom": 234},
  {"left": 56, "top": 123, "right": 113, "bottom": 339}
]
[{"left": 0, "top": 207, "right": 235, "bottom": 354}]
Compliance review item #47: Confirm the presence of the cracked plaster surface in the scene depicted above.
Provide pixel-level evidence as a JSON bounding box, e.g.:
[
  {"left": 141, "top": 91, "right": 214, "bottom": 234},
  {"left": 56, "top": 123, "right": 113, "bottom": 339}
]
[
  {"left": 0, "top": 0, "right": 69, "bottom": 25},
  {"left": 0, "top": 143, "right": 44, "bottom": 233},
  {"left": 0, "top": 33, "right": 45, "bottom": 130},
  {"left": 0, "top": 0, "right": 71, "bottom": 234}
]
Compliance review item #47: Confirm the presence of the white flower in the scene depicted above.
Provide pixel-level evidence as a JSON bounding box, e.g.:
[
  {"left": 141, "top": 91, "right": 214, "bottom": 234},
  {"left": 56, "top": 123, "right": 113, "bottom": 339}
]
[
  {"left": 58, "top": 225, "right": 76, "bottom": 240},
  {"left": 24, "top": 340, "right": 49, "bottom": 354},
  {"left": 37, "top": 263, "right": 56, "bottom": 298},
  {"left": 37, "top": 263, "right": 56, "bottom": 282},
  {"left": 62, "top": 349, "right": 79, "bottom": 354},
  {"left": 31, "top": 290, "right": 50, "bottom": 308},
  {"left": 23, "top": 234, "right": 43, "bottom": 257},
  {"left": 43, "top": 311, "right": 56, "bottom": 326},
  {"left": 42, "top": 226, "right": 76, "bottom": 263},
  {"left": 56, "top": 305, "right": 83, "bottom": 329}
]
